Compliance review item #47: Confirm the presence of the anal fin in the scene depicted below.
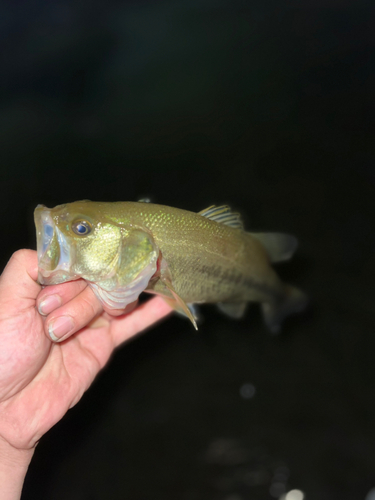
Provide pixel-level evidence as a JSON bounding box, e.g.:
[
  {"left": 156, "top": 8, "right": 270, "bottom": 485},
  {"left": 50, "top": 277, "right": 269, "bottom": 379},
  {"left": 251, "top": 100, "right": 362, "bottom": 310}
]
[
  {"left": 217, "top": 302, "right": 247, "bottom": 319},
  {"left": 262, "top": 284, "right": 309, "bottom": 334}
]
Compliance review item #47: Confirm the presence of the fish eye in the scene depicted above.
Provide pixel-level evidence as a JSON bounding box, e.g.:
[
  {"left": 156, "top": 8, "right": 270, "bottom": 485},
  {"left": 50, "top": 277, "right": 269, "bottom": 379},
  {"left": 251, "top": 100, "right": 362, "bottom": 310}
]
[{"left": 72, "top": 220, "right": 92, "bottom": 236}]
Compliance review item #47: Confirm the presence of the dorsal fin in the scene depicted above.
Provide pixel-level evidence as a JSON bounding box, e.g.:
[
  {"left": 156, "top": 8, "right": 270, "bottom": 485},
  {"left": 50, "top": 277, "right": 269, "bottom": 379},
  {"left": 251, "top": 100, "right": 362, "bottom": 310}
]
[
  {"left": 250, "top": 232, "right": 298, "bottom": 263},
  {"left": 198, "top": 205, "right": 244, "bottom": 230}
]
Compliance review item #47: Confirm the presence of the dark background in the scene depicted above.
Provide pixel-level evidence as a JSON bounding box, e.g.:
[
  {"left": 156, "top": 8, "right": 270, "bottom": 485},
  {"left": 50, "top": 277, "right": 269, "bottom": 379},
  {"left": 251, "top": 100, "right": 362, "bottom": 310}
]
[{"left": 1, "top": 0, "right": 374, "bottom": 499}]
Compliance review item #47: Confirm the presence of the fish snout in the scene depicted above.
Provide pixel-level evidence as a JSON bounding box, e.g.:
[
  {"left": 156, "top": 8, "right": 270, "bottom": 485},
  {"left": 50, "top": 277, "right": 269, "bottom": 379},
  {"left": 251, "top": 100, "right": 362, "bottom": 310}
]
[{"left": 34, "top": 205, "right": 73, "bottom": 285}]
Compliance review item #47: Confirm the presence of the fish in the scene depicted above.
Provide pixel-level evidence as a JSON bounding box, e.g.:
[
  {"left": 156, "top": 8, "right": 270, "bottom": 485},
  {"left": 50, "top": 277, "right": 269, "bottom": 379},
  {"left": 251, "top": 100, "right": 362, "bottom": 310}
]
[{"left": 34, "top": 200, "right": 308, "bottom": 333}]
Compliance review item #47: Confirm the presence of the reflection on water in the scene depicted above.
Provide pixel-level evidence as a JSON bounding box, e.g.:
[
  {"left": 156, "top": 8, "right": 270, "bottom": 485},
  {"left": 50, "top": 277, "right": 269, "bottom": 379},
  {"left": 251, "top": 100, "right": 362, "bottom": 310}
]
[
  {"left": 269, "top": 464, "right": 290, "bottom": 498},
  {"left": 279, "top": 490, "right": 305, "bottom": 500},
  {"left": 204, "top": 438, "right": 305, "bottom": 499},
  {"left": 239, "top": 383, "right": 256, "bottom": 399}
]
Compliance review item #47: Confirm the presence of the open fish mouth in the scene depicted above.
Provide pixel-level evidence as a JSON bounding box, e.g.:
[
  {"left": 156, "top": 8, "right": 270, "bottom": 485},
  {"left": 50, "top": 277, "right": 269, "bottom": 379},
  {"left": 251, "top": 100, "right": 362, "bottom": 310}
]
[{"left": 34, "top": 205, "right": 76, "bottom": 285}]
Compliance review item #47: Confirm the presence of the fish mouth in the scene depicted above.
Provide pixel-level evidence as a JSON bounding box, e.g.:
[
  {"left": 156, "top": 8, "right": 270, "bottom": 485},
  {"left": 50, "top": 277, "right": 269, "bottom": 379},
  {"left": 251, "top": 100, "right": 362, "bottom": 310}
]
[{"left": 34, "top": 205, "right": 77, "bottom": 285}]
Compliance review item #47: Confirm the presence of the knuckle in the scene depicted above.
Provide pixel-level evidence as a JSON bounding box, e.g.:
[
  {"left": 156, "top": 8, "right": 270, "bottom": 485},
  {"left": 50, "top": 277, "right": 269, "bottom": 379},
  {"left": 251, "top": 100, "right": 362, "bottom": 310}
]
[
  {"left": 80, "top": 294, "right": 101, "bottom": 318},
  {"left": 10, "top": 248, "right": 33, "bottom": 264}
]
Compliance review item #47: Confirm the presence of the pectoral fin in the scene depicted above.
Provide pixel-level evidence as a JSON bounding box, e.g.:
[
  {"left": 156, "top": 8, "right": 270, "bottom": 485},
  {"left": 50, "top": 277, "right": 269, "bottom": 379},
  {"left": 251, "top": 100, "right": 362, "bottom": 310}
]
[{"left": 161, "top": 276, "right": 198, "bottom": 330}]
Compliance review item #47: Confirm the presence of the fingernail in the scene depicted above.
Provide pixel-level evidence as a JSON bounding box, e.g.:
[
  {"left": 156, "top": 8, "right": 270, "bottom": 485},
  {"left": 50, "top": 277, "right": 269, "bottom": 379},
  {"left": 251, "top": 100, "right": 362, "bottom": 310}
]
[
  {"left": 48, "top": 316, "right": 74, "bottom": 342},
  {"left": 38, "top": 295, "right": 62, "bottom": 316}
]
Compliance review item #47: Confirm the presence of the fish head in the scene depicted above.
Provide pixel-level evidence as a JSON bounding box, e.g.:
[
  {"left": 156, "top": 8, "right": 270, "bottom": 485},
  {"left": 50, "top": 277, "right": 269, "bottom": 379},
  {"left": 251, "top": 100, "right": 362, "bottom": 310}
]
[{"left": 34, "top": 201, "right": 158, "bottom": 301}]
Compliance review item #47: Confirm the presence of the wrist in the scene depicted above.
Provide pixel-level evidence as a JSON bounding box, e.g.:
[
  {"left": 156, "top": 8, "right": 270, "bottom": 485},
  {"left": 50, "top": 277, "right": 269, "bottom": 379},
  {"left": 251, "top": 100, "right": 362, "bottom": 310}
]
[
  {"left": 0, "top": 436, "right": 34, "bottom": 468},
  {"left": 0, "top": 437, "right": 34, "bottom": 500}
]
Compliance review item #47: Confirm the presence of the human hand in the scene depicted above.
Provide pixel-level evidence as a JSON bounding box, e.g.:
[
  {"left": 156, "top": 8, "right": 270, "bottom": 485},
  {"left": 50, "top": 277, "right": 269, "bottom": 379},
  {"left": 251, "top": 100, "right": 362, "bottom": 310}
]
[{"left": 0, "top": 250, "right": 172, "bottom": 457}]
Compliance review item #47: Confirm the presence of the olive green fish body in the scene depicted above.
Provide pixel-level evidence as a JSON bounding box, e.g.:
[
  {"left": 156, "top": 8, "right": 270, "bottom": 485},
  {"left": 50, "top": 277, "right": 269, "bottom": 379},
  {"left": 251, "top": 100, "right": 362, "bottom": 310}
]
[
  {"left": 89, "top": 202, "right": 277, "bottom": 300},
  {"left": 35, "top": 201, "right": 307, "bottom": 332}
]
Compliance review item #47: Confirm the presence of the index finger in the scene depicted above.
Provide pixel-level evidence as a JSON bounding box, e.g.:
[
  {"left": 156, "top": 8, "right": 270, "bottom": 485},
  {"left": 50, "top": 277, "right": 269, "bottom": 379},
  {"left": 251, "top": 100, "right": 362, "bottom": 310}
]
[
  {"left": 109, "top": 296, "right": 173, "bottom": 347},
  {"left": 37, "top": 279, "right": 88, "bottom": 316}
]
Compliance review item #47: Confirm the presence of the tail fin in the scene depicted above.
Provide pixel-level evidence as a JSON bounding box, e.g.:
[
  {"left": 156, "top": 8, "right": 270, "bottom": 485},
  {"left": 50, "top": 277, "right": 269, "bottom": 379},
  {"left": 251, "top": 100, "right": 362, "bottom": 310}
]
[
  {"left": 250, "top": 233, "right": 298, "bottom": 263},
  {"left": 261, "top": 285, "right": 308, "bottom": 334}
]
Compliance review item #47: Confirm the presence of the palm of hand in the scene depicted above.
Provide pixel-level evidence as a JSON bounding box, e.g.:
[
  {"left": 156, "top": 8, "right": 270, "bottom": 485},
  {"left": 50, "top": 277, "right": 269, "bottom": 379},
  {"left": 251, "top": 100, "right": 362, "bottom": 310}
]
[
  {"left": 0, "top": 268, "right": 113, "bottom": 450},
  {"left": 0, "top": 250, "right": 171, "bottom": 451}
]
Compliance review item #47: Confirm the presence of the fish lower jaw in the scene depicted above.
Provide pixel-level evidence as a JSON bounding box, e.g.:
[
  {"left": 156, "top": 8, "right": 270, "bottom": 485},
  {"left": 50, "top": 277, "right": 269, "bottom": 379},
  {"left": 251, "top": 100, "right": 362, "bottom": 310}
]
[{"left": 38, "top": 269, "right": 78, "bottom": 285}]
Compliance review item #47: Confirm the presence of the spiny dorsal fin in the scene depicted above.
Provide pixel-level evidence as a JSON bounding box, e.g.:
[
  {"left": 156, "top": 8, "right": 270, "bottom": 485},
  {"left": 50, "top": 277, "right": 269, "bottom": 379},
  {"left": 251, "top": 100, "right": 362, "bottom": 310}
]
[{"left": 198, "top": 205, "right": 244, "bottom": 230}]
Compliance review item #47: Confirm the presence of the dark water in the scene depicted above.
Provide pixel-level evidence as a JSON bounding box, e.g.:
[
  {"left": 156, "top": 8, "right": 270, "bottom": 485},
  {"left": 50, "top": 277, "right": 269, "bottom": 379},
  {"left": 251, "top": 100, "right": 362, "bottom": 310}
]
[{"left": 1, "top": 1, "right": 374, "bottom": 499}]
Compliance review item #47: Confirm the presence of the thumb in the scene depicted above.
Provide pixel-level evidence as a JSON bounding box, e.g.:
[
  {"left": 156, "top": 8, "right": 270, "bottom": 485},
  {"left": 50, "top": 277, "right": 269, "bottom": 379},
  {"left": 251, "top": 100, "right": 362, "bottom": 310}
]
[{"left": 0, "top": 250, "right": 41, "bottom": 309}]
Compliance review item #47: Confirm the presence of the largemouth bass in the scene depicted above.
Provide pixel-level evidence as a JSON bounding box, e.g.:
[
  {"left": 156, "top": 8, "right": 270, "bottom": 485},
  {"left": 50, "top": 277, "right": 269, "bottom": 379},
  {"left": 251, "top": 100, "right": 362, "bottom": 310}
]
[{"left": 34, "top": 201, "right": 308, "bottom": 333}]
